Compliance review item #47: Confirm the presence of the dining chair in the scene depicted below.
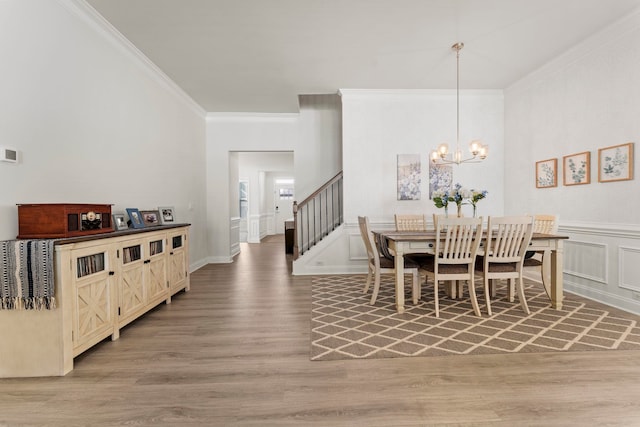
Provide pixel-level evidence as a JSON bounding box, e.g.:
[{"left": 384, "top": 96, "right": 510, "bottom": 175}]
[
  {"left": 432, "top": 213, "right": 465, "bottom": 299},
  {"left": 357, "top": 216, "right": 420, "bottom": 306},
  {"left": 418, "top": 216, "right": 483, "bottom": 317},
  {"left": 523, "top": 214, "right": 559, "bottom": 299},
  {"left": 394, "top": 214, "right": 428, "bottom": 231},
  {"left": 475, "top": 215, "right": 534, "bottom": 316}
]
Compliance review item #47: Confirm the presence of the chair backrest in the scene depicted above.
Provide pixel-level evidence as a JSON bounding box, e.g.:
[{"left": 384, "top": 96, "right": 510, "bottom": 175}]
[
  {"left": 435, "top": 216, "right": 483, "bottom": 265},
  {"left": 395, "top": 214, "right": 427, "bottom": 231},
  {"left": 533, "top": 214, "right": 558, "bottom": 234},
  {"left": 358, "top": 216, "right": 379, "bottom": 266},
  {"left": 485, "top": 216, "right": 534, "bottom": 264}
]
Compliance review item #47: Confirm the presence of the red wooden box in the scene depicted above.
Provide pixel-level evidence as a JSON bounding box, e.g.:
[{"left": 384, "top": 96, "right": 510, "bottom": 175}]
[{"left": 17, "top": 203, "right": 113, "bottom": 239}]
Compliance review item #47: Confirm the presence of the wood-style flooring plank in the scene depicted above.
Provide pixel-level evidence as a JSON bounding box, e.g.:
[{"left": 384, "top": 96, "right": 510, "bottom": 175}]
[{"left": 1, "top": 235, "right": 640, "bottom": 426}]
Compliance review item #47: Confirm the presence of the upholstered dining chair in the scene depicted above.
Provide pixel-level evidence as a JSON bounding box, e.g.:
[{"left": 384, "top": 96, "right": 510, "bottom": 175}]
[
  {"left": 524, "top": 214, "right": 559, "bottom": 298},
  {"left": 357, "top": 216, "right": 420, "bottom": 306},
  {"left": 394, "top": 214, "right": 428, "bottom": 231},
  {"left": 475, "top": 215, "right": 534, "bottom": 316},
  {"left": 419, "top": 216, "right": 483, "bottom": 317}
]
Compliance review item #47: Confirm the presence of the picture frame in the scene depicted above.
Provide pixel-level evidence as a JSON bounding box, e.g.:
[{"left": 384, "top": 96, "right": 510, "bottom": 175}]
[
  {"left": 397, "top": 154, "right": 421, "bottom": 200},
  {"left": 563, "top": 151, "right": 590, "bottom": 186},
  {"left": 158, "top": 206, "right": 176, "bottom": 224},
  {"left": 126, "top": 208, "right": 145, "bottom": 229},
  {"left": 140, "top": 210, "right": 161, "bottom": 227},
  {"left": 113, "top": 213, "right": 129, "bottom": 231},
  {"left": 598, "top": 142, "right": 634, "bottom": 183},
  {"left": 535, "top": 158, "right": 557, "bottom": 188}
]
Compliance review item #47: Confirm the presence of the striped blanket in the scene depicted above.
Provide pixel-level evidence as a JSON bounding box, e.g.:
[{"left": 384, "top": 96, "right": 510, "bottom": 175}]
[{"left": 0, "top": 239, "right": 56, "bottom": 310}]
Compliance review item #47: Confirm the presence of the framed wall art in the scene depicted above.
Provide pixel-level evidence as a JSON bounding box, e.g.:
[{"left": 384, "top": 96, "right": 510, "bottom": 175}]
[
  {"left": 397, "top": 154, "right": 421, "bottom": 200},
  {"left": 598, "top": 142, "right": 634, "bottom": 183},
  {"left": 140, "top": 210, "right": 161, "bottom": 227},
  {"left": 113, "top": 213, "right": 128, "bottom": 231},
  {"left": 535, "top": 158, "right": 557, "bottom": 188},
  {"left": 563, "top": 151, "right": 590, "bottom": 186},
  {"left": 429, "top": 162, "right": 452, "bottom": 199},
  {"left": 158, "top": 206, "right": 175, "bottom": 224},
  {"left": 126, "top": 208, "right": 145, "bottom": 229}
]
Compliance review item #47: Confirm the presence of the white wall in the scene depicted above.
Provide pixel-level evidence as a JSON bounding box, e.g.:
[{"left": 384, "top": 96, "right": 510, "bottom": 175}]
[
  {"left": 293, "top": 89, "right": 504, "bottom": 274},
  {"left": 0, "top": 0, "right": 208, "bottom": 268},
  {"left": 296, "top": 94, "right": 343, "bottom": 200},
  {"left": 505, "top": 10, "right": 640, "bottom": 313}
]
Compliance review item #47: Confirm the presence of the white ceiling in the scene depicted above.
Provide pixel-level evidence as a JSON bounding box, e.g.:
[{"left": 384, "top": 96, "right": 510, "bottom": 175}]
[{"left": 85, "top": 0, "right": 640, "bottom": 113}]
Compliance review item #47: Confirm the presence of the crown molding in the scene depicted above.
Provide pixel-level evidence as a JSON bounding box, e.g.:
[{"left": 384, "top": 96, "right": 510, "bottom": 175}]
[
  {"left": 57, "top": 0, "right": 207, "bottom": 118},
  {"left": 206, "top": 112, "right": 299, "bottom": 122},
  {"left": 338, "top": 88, "right": 503, "bottom": 99}
]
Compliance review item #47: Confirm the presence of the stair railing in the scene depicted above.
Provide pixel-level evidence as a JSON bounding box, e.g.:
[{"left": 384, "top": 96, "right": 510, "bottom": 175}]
[{"left": 292, "top": 171, "right": 343, "bottom": 259}]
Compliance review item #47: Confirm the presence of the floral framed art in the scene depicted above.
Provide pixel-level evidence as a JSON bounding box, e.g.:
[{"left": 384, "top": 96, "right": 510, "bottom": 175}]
[
  {"left": 397, "top": 154, "right": 421, "bottom": 200},
  {"left": 563, "top": 151, "right": 590, "bottom": 186},
  {"left": 598, "top": 142, "right": 634, "bottom": 183},
  {"left": 536, "top": 158, "right": 557, "bottom": 188}
]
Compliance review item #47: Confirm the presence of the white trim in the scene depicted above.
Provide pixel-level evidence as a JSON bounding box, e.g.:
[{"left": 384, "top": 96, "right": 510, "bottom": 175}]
[
  {"left": 339, "top": 88, "right": 503, "bottom": 99},
  {"left": 58, "top": 0, "right": 206, "bottom": 118},
  {"left": 559, "top": 222, "right": 640, "bottom": 239}
]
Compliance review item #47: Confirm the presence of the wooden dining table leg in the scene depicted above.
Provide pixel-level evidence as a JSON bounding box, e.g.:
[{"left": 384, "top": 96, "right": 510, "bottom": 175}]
[
  {"left": 394, "top": 248, "right": 406, "bottom": 314},
  {"left": 550, "top": 240, "right": 564, "bottom": 309}
]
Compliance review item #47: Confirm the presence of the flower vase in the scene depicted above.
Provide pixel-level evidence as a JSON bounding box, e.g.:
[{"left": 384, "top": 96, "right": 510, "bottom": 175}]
[
  {"left": 457, "top": 204, "right": 462, "bottom": 218},
  {"left": 472, "top": 204, "right": 477, "bottom": 218},
  {"left": 444, "top": 205, "right": 449, "bottom": 218}
]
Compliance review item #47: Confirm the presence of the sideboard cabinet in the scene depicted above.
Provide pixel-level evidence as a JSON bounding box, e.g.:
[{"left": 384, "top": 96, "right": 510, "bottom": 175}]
[{"left": 0, "top": 224, "right": 190, "bottom": 378}]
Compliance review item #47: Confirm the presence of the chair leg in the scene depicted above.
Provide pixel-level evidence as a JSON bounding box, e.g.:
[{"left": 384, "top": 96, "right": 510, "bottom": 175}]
[
  {"left": 484, "top": 275, "right": 492, "bottom": 316},
  {"left": 363, "top": 265, "right": 373, "bottom": 294},
  {"left": 411, "top": 269, "right": 420, "bottom": 305},
  {"left": 508, "top": 278, "right": 515, "bottom": 302},
  {"left": 467, "top": 277, "right": 482, "bottom": 317},
  {"left": 433, "top": 278, "right": 439, "bottom": 318},
  {"left": 516, "top": 276, "right": 530, "bottom": 315},
  {"left": 370, "top": 270, "right": 381, "bottom": 305}
]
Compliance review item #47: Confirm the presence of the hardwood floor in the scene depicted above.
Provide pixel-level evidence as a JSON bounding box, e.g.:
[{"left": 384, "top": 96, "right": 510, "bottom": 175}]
[{"left": 1, "top": 235, "right": 639, "bottom": 426}]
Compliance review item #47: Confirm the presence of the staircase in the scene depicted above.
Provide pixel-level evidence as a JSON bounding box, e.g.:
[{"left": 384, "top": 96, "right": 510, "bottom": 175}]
[{"left": 292, "top": 172, "right": 343, "bottom": 259}]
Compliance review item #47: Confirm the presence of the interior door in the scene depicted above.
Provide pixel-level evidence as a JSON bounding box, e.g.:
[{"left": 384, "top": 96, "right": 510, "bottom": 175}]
[{"left": 274, "top": 182, "right": 294, "bottom": 234}]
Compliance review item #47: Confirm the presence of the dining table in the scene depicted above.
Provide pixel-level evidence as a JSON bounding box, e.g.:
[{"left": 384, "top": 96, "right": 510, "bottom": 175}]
[{"left": 376, "top": 230, "right": 570, "bottom": 314}]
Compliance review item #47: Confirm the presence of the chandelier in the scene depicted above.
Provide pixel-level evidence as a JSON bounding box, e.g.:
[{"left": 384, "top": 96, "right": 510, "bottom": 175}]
[{"left": 430, "top": 42, "right": 488, "bottom": 165}]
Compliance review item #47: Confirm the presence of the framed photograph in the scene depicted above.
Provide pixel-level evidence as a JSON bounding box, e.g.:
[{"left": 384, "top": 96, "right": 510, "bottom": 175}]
[
  {"left": 397, "top": 154, "right": 421, "bottom": 200},
  {"left": 536, "top": 158, "right": 557, "bottom": 188},
  {"left": 563, "top": 151, "right": 590, "bottom": 186},
  {"left": 598, "top": 142, "right": 634, "bottom": 183},
  {"left": 126, "top": 208, "right": 145, "bottom": 229},
  {"left": 158, "top": 206, "right": 175, "bottom": 224},
  {"left": 113, "top": 213, "right": 129, "bottom": 231},
  {"left": 140, "top": 210, "right": 161, "bottom": 227}
]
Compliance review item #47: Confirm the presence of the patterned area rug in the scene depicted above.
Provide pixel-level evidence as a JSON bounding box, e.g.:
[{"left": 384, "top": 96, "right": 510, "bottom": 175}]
[{"left": 310, "top": 275, "right": 640, "bottom": 361}]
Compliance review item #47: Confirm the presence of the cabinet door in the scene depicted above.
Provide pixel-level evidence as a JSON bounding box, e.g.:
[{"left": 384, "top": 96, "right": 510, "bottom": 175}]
[
  {"left": 118, "top": 240, "right": 146, "bottom": 326},
  {"left": 168, "top": 231, "right": 188, "bottom": 294},
  {"left": 72, "top": 246, "right": 115, "bottom": 356},
  {"left": 145, "top": 236, "right": 167, "bottom": 306}
]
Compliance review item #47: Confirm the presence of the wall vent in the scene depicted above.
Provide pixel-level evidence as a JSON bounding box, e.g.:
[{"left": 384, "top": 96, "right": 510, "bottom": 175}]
[{"left": 0, "top": 146, "right": 18, "bottom": 163}]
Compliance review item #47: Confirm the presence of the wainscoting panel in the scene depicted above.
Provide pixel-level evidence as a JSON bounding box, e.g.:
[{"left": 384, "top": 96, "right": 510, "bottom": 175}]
[
  {"left": 564, "top": 240, "right": 608, "bottom": 285},
  {"left": 349, "top": 232, "right": 366, "bottom": 261},
  {"left": 561, "top": 223, "right": 640, "bottom": 314},
  {"left": 230, "top": 217, "right": 240, "bottom": 257},
  {"left": 619, "top": 246, "right": 640, "bottom": 293}
]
